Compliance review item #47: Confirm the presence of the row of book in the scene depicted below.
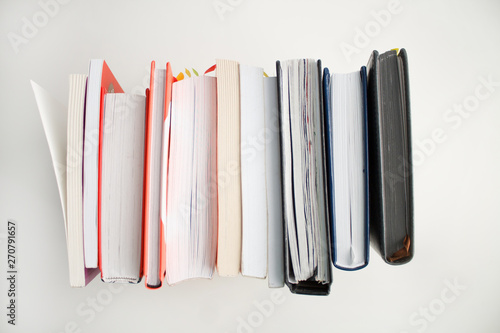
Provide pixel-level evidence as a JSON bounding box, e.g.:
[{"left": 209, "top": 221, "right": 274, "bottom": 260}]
[{"left": 60, "top": 48, "right": 413, "bottom": 295}]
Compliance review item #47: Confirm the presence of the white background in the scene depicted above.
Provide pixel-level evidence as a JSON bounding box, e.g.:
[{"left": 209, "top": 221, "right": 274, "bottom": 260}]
[{"left": 1, "top": 0, "right": 499, "bottom": 332}]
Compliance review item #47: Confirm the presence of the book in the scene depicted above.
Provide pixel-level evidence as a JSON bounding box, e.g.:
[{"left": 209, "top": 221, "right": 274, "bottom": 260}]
[
  {"left": 66, "top": 74, "right": 100, "bottom": 287},
  {"left": 142, "top": 61, "right": 167, "bottom": 288},
  {"left": 276, "top": 59, "right": 332, "bottom": 295},
  {"left": 33, "top": 51, "right": 414, "bottom": 290},
  {"left": 366, "top": 48, "right": 414, "bottom": 264},
  {"left": 31, "top": 79, "right": 101, "bottom": 287},
  {"left": 165, "top": 75, "right": 218, "bottom": 285},
  {"left": 98, "top": 93, "right": 146, "bottom": 283},
  {"left": 216, "top": 59, "right": 243, "bottom": 277},
  {"left": 323, "top": 67, "right": 370, "bottom": 270},
  {"left": 240, "top": 64, "right": 268, "bottom": 279},
  {"left": 83, "top": 60, "right": 123, "bottom": 269},
  {"left": 158, "top": 62, "right": 174, "bottom": 286},
  {"left": 263, "top": 76, "right": 285, "bottom": 288}
]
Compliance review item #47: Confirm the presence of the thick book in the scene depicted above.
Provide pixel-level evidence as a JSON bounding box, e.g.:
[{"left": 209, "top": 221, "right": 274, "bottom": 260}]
[
  {"left": 165, "top": 75, "right": 218, "bottom": 285},
  {"left": 323, "top": 67, "right": 370, "bottom": 270},
  {"left": 366, "top": 48, "right": 414, "bottom": 264},
  {"left": 83, "top": 60, "right": 123, "bottom": 269},
  {"left": 276, "top": 59, "right": 332, "bottom": 295},
  {"left": 66, "top": 74, "right": 100, "bottom": 287},
  {"left": 98, "top": 93, "right": 146, "bottom": 283}
]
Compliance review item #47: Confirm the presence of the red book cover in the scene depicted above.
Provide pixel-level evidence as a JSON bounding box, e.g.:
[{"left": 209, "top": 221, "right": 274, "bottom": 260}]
[
  {"left": 142, "top": 62, "right": 174, "bottom": 288},
  {"left": 159, "top": 62, "right": 175, "bottom": 285},
  {"left": 142, "top": 62, "right": 155, "bottom": 288}
]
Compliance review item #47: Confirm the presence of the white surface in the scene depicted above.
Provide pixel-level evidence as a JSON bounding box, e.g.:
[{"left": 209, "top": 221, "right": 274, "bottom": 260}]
[{"left": 1, "top": 0, "right": 499, "bottom": 332}]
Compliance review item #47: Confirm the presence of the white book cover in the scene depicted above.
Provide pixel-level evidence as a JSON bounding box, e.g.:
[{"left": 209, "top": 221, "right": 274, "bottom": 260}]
[
  {"left": 263, "top": 76, "right": 284, "bottom": 288},
  {"left": 240, "top": 64, "right": 268, "bottom": 279}
]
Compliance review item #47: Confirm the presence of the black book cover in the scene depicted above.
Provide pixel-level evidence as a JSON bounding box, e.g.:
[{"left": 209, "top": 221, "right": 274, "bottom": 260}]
[{"left": 366, "top": 49, "right": 414, "bottom": 265}]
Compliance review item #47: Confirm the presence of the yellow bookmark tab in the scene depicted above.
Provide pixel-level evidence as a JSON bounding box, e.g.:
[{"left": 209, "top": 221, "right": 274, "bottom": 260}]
[
  {"left": 185, "top": 69, "right": 191, "bottom": 78},
  {"left": 392, "top": 48, "right": 400, "bottom": 54},
  {"left": 263, "top": 72, "right": 269, "bottom": 78}
]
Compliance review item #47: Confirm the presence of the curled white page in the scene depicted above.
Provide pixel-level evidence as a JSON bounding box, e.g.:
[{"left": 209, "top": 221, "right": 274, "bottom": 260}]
[{"left": 31, "top": 80, "right": 67, "bottom": 229}]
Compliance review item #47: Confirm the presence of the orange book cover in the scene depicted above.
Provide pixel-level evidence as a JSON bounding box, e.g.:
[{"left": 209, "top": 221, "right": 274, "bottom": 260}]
[
  {"left": 160, "top": 62, "right": 174, "bottom": 285},
  {"left": 141, "top": 87, "right": 150, "bottom": 281},
  {"left": 142, "top": 62, "right": 153, "bottom": 288},
  {"left": 143, "top": 62, "right": 174, "bottom": 289},
  {"left": 142, "top": 62, "right": 156, "bottom": 288}
]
